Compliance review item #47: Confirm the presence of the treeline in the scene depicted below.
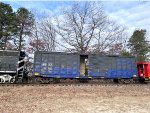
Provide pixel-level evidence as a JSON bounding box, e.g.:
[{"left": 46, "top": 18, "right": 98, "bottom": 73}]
[
  {"left": 0, "top": 2, "right": 149, "bottom": 61},
  {"left": 0, "top": 2, "right": 34, "bottom": 50}
]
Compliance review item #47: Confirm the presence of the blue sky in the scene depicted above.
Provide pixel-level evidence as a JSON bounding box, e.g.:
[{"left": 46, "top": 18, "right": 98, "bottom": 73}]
[{"left": 1, "top": 1, "right": 150, "bottom": 40}]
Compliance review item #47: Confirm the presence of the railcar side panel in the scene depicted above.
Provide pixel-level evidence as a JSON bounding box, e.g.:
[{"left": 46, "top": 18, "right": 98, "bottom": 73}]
[
  {"left": 0, "top": 51, "right": 18, "bottom": 73},
  {"left": 88, "top": 55, "right": 137, "bottom": 79},
  {"left": 33, "top": 52, "right": 80, "bottom": 78}
]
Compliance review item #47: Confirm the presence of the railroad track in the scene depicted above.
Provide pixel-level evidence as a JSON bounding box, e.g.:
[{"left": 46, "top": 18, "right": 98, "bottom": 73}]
[
  {"left": 0, "top": 78, "right": 149, "bottom": 87},
  {"left": 0, "top": 82, "right": 149, "bottom": 87}
]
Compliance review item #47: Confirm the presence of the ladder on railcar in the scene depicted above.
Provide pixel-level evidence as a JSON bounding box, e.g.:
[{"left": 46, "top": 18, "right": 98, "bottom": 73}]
[{"left": 16, "top": 51, "right": 26, "bottom": 83}]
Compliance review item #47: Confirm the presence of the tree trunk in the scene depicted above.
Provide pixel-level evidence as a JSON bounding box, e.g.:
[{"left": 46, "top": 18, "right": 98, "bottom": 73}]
[
  {"left": 4, "top": 36, "right": 8, "bottom": 50},
  {"left": 19, "top": 26, "right": 23, "bottom": 51}
]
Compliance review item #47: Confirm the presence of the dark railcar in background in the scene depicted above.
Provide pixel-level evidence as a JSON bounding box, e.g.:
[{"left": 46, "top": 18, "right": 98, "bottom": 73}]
[
  {"left": 0, "top": 50, "right": 19, "bottom": 75},
  {"left": 33, "top": 52, "right": 138, "bottom": 82},
  {"left": 0, "top": 50, "right": 26, "bottom": 83}
]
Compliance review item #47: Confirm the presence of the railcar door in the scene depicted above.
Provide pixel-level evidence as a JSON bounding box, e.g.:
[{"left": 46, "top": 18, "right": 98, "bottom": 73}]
[{"left": 80, "top": 55, "right": 88, "bottom": 76}]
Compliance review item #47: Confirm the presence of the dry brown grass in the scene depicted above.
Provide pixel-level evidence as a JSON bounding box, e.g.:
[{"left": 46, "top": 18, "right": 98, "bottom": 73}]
[{"left": 0, "top": 85, "right": 150, "bottom": 113}]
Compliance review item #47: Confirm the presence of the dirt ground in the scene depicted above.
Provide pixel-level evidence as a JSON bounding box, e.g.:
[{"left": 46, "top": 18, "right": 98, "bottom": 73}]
[{"left": 0, "top": 84, "right": 150, "bottom": 113}]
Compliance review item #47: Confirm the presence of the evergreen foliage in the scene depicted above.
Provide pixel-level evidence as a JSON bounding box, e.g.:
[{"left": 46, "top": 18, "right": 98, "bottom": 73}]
[
  {"left": 0, "top": 2, "right": 34, "bottom": 50},
  {"left": 15, "top": 7, "right": 34, "bottom": 50},
  {"left": 0, "top": 2, "right": 17, "bottom": 49},
  {"left": 128, "top": 29, "right": 149, "bottom": 61}
]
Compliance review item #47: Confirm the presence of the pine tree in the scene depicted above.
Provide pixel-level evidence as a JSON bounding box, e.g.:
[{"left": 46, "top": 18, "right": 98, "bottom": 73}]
[
  {"left": 15, "top": 7, "right": 34, "bottom": 50},
  {"left": 0, "top": 2, "right": 17, "bottom": 49},
  {"left": 128, "top": 29, "right": 149, "bottom": 61}
]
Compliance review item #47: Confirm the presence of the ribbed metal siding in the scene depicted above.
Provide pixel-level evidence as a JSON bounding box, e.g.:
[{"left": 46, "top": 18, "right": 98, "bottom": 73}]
[
  {"left": 0, "top": 51, "right": 18, "bottom": 72},
  {"left": 89, "top": 55, "right": 137, "bottom": 78},
  {"left": 88, "top": 55, "right": 112, "bottom": 77},
  {"left": 33, "top": 52, "right": 80, "bottom": 78}
]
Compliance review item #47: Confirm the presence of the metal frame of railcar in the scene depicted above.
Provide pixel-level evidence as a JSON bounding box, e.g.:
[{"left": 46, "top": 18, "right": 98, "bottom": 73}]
[{"left": 32, "top": 51, "right": 138, "bottom": 84}]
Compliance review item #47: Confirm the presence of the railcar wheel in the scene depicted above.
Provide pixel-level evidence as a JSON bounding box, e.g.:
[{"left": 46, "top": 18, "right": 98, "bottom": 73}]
[
  {"left": 138, "top": 78, "right": 145, "bottom": 83},
  {"left": 42, "top": 78, "right": 50, "bottom": 84},
  {"left": 10, "top": 78, "right": 15, "bottom": 83},
  {"left": 22, "top": 76, "right": 28, "bottom": 83},
  {"left": 54, "top": 78, "right": 60, "bottom": 83},
  {"left": 0, "top": 78, "right": 4, "bottom": 83},
  {"left": 120, "top": 79, "right": 131, "bottom": 84},
  {"left": 15, "top": 79, "right": 23, "bottom": 84},
  {"left": 113, "top": 79, "right": 119, "bottom": 83},
  {"left": 79, "top": 79, "right": 88, "bottom": 83},
  {"left": 48, "top": 78, "right": 53, "bottom": 83},
  {"left": 27, "top": 76, "right": 34, "bottom": 83},
  {"left": 35, "top": 77, "right": 42, "bottom": 84}
]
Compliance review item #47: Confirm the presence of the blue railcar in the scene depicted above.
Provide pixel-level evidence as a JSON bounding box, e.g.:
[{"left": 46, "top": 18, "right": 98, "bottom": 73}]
[
  {"left": 33, "top": 52, "right": 80, "bottom": 78},
  {"left": 88, "top": 54, "right": 137, "bottom": 79},
  {"left": 33, "top": 52, "right": 138, "bottom": 80}
]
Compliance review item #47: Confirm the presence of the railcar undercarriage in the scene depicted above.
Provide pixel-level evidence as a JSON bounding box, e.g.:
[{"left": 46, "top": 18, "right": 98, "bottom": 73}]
[{"left": 0, "top": 74, "right": 15, "bottom": 83}]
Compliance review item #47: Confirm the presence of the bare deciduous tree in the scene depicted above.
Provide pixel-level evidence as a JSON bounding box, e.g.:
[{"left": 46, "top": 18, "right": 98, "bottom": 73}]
[
  {"left": 55, "top": 2, "right": 126, "bottom": 54},
  {"left": 107, "top": 43, "right": 124, "bottom": 55},
  {"left": 27, "top": 22, "right": 46, "bottom": 53},
  {"left": 39, "top": 19, "right": 56, "bottom": 52},
  {"left": 92, "top": 21, "right": 126, "bottom": 53}
]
